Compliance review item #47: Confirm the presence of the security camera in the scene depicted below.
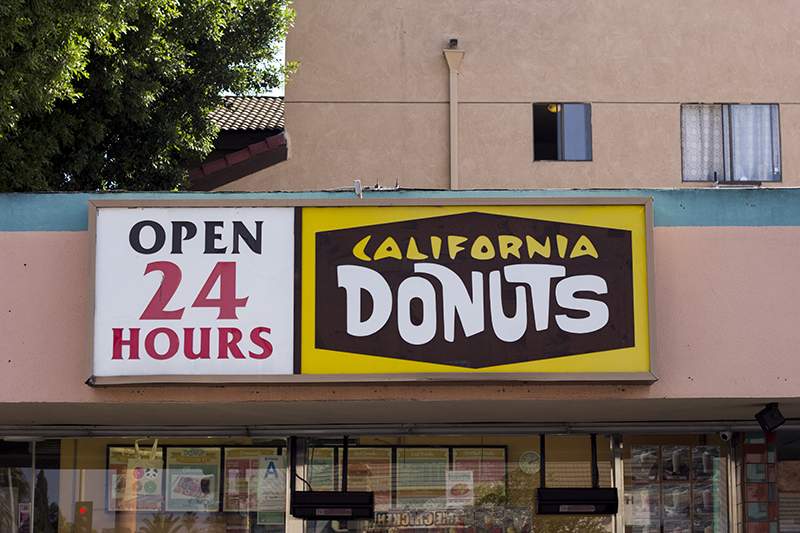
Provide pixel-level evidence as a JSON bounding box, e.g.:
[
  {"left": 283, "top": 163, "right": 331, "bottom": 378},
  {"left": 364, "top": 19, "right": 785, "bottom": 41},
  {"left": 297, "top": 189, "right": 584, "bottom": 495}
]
[{"left": 719, "top": 431, "right": 733, "bottom": 441}]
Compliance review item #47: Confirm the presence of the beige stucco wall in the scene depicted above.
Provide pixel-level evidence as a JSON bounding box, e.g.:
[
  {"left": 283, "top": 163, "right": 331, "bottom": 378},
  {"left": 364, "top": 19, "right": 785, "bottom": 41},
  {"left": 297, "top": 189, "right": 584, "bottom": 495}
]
[
  {"left": 3, "top": 225, "right": 800, "bottom": 427},
  {"left": 221, "top": 1, "right": 800, "bottom": 192}
]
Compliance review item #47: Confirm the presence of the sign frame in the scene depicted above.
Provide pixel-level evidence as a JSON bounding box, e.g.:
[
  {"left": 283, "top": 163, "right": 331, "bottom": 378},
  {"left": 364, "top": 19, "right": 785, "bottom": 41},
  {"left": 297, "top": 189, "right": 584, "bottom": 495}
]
[{"left": 86, "top": 197, "right": 656, "bottom": 385}]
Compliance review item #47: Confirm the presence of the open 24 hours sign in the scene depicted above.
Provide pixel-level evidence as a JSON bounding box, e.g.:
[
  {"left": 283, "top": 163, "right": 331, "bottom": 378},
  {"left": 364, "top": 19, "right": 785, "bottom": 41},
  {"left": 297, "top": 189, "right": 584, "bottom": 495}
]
[
  {"left": 88, "top": 200, "right": 295, "bottom": 383},
  {"left": 87, "top": 198, "right": 655, "bottom": 384}
]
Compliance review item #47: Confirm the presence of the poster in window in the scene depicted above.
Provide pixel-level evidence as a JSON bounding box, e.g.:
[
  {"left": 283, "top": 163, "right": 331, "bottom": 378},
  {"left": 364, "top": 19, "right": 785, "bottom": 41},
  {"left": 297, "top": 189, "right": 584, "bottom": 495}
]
[
  {"left": 348, "top": 448, "right": 392, "bottom": 510},
  {"left": 452, "top": 448, "right": 506, "bottom": 503},
  {"left": 663, "top": 519, "right": 691, "bottom": 533},
  {"left": 662, "top": 483, "right": 690, "bottom": 518},
  {"left": 662, "top": 446, "right": 690, "bottom": 480},
  {"left": 694, "top": 519, "right": 717, "bottom": 533},
  {"left": 631, "top": 484, "right": 660, "bottom": 518},
  {"left": 108, "top": 446, "right": 164, "bottom": 511},
  {"left": 396, "top": 448, "right": 448, "bottom": 509},
  {"left": 257, "top": 455, "right": 286, "bottom": 525},
  {"left": 631, "top": 519, "right": 660, "bottom": 533},
  {"left": 446, "top": 471, "right": 474, "bottom": 507},
  {"left": 692, "top": 446, "right": 719, "bottom": 482},
  {"left": 631, "top": 446, "right": 659, "bottom": 482},
  {"left": 693, "top": 483, "right": 716, "bottom": 517},
  {"left": 307, "top": 447, "right": 335, "bottom": 491},
  {"left": 223, "top": 448, "right": 279, "bottom": 512},
  {"left": 165, "top": 448, "right": 221, "bottom": 512}
]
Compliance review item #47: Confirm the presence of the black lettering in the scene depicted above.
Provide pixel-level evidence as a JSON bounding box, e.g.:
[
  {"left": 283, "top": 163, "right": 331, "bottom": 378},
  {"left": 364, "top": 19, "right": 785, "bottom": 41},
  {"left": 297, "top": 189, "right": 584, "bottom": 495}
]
[
  {"left": 204, "top": 221, "right": 226, "bottom": 254},
  {"left": 232, "top": 221, "right": 262, "bottom": 254},
  {"left": 171, "top": 221, "right": 197, "bottom": 254},
  {"left": 129, "top": 221, "right": 166, "bottom": 254}
]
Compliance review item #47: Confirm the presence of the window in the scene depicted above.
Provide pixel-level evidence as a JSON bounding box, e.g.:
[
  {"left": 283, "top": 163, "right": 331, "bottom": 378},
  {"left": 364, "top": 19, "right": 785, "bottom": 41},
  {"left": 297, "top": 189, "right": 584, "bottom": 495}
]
[
  {"left": 681, "top": 104, "right": 781, "bottom": 182},
  {"left": 533, "top": 103, "right": 592, "bottom": 161}
]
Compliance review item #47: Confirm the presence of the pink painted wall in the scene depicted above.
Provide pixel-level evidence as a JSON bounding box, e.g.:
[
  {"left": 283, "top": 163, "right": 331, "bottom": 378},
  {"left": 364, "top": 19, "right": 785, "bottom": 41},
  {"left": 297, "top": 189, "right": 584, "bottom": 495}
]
[{"left": 2, "top": 226, "right": 799, "bottom": 426}]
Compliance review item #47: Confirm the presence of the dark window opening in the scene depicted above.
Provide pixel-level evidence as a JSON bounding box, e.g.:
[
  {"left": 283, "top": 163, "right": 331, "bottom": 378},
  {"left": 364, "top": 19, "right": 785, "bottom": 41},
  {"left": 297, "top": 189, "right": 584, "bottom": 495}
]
[{"left": 533, "top": 103, "right": 592, "bottom": 161}]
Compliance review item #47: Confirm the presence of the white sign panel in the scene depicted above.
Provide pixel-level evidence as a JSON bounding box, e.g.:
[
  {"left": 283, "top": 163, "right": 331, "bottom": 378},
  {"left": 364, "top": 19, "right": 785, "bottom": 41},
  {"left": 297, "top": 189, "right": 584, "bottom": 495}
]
[{"left": 92, "top": 206, "right": 295, "bottom": 379}]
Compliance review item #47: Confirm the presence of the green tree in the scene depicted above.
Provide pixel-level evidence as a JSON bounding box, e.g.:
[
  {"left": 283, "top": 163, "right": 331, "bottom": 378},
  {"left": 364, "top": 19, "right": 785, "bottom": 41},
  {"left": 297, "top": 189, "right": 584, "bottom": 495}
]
[
  {"left": 33, "top": 470, "right": 54, "bottom": 533},
  {"left": 0, "top": 0, "right": 128, "bottom": 134},
  {"left": 0, "top": 0, "right": 295, "bottom": 192},
  {"left": 139, "top": 512, "right": 181, "bottom": 533}
]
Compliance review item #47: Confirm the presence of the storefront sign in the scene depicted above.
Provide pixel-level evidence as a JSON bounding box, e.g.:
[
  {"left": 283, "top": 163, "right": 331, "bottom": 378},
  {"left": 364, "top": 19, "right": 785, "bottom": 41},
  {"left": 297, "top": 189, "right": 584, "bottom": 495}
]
[
  {"left": 88, "top": 198, "right": 654, "bottom": 383},
  {"left": 302, "top": 201, "right": 654, "bottom": 378},
  {"left": 89, "top": 202, "right": 295, "bottom": 381}
]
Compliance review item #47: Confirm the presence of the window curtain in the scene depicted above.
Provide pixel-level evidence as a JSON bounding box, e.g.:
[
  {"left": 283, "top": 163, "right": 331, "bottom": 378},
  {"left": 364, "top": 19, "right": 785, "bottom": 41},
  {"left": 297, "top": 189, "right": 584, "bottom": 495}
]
[
  {"left": 730, "top": 104, "right": 780, "bottom": 181},
  {"left": 681, "top": 105, "right": 724, "bottom": 181}
]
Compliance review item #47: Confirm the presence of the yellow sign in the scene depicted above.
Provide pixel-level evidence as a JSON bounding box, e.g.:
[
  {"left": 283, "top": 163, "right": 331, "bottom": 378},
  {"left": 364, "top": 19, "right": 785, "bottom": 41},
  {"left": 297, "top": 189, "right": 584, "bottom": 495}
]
[{"left": 301, "top": 201, "right": 654, "bottom": 380}]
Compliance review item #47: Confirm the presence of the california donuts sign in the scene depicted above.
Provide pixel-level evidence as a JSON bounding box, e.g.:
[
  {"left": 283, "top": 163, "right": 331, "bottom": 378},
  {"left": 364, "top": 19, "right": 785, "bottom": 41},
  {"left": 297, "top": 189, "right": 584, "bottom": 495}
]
[{"left": 301, "top": 200, "right": 655, "bottom": 379}]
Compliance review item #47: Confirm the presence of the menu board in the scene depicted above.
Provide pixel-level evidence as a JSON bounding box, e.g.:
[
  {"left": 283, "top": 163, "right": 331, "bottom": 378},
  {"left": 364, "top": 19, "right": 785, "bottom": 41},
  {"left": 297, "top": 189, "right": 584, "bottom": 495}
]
[
  {"left": 348, "top": 448, "right": 393, "bottom": 510},
  {"left": 107, "top": 446, "right": 164, "bottom": 512},
  {"left": 223, "top": 448, "right": 279, "bottom": 512},
  {"left": 452, "top": 448, "right": 505, "bottom": 502},
  {"left": 166, "top": 447, "right": 221, "bottom": 512},
  {"left": 396, "top": 448, "right": 448, "bottom": 509},
  {"left": 257, "top": 455, "right": 286, "bottom": 525},
  {"left": 307, "top": 447, "right": 335, "bottom": 491}
]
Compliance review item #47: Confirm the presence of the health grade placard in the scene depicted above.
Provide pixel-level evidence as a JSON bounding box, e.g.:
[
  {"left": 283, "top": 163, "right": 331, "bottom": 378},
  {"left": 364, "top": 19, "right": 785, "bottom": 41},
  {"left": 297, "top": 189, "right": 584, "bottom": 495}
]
[{"left": 91, "top": 204, "right": 295, "bottom": 380}]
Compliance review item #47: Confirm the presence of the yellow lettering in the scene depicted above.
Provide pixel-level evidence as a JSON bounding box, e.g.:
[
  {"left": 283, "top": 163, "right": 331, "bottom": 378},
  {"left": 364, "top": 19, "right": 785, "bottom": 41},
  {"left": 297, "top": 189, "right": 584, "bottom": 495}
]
[
  {"left": 374, "top": 237, "right": 402, "bottom": 260},
  {"left": 557, "top": 234, "right": 568, "bottom": 258},
  {"left": 471, "top": 235, "right": 496, "bottom": 260},
  {"left": 431, "top": 236, "right": 442, "bottom": 259},
  {"left": 526, "top": 236, "right": 551, "bottom": 258},
  {"left": 406, "top": 237, "right": 428, "bottom": 260},
  {"left": 498, "top": 235, "right": 523, "bottom": 259},
  {"left": 352, "top": 235, "right": 372, "bottom": 261},
  {"left": 570, "top": 235, "right": 598, "bottom": 259},
  {"left": 448, "top": 235, "right": 468, "bottom": 260}
]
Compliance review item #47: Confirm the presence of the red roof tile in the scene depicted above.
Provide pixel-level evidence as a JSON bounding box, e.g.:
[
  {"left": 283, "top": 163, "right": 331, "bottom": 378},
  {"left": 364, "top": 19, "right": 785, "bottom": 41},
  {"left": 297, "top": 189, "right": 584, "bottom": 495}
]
[{"left": 210, "top": 96, "right": 284, "bottom": 131}]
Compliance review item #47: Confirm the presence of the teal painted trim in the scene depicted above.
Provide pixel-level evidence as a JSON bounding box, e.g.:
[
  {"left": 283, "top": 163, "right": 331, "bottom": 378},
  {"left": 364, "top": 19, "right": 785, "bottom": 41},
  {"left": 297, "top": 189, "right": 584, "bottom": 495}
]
[{"left": 2, "top": 188, "right": 799, "bottom": 231}]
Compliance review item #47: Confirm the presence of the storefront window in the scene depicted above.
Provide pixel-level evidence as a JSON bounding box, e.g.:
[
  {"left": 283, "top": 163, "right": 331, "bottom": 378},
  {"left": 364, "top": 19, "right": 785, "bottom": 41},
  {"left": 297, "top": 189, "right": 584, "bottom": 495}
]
[
  {"left": 777, "top": 431, "right": 799, "bottom": 533},
  {"left": 0, "top": 440, "right": 61, "bottom": 533},
  {"left": 624, "top": 436, "right": 729, "bottom": 533},
  {"left": 0, "top": 434, "right": 732, "bottom": 533},
  {"left": 303, "top": 436, "right": 613, "bottom": 533}
]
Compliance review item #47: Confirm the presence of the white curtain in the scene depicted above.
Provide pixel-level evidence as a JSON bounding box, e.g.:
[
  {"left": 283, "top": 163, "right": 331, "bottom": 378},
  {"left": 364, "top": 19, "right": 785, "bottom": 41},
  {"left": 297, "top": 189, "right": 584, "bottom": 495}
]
[
  {"left": 730, "top": 104, "right": 781, "bottom": 181},
  {"left": 681, "top": 105, "right": 725, "bottom": 181}
]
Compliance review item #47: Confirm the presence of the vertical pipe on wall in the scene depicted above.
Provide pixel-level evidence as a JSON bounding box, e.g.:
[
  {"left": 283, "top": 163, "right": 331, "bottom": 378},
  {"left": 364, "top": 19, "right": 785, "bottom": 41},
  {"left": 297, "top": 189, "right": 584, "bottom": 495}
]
[{"left": 443, "top": 46, "right": 465, "bottom": 190}]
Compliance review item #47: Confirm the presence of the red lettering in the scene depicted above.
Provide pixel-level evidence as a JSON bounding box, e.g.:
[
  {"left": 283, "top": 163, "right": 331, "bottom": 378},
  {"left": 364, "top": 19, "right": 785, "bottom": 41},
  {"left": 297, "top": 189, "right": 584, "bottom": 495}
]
[
  {"left": 184, "top": 328, "right": 211, "bottom": 359},
  {"left": 140, "top": 262, "right": 185, "bottom": 319},
  {"left": 112, "top": 328, "right": 140, "bottom": 360},
  {"left": 249, "top": 327, "right": 273, "bottom": 359},
  {"left": 145, "top": 328, "right": 179, "bottom": 360},
  {"left": 193, "top": 262, "right": 248, "bottom": 319},
  {"left": 218, "top": 328, "right": 245, "bottom": 359}
]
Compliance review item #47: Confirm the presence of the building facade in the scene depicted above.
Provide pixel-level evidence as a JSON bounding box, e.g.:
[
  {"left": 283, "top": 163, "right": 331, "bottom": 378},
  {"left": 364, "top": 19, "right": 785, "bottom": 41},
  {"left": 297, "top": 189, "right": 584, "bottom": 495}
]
[{"left": 3, "top": 3, "right": 800, "bottom": 533}]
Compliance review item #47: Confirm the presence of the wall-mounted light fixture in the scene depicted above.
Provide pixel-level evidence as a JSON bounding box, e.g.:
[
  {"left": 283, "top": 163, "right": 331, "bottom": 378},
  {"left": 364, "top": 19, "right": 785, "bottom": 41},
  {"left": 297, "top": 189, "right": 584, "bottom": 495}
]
[{"left": 755, "top": 402, "right": 785, "bottom": 433}]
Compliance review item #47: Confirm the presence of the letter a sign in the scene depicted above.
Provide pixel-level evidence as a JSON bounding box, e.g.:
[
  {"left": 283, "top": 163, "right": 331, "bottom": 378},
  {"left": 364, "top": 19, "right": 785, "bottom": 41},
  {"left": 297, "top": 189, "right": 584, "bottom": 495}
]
[{"left": 257, "top": 455, "right": 286, "bottom": 525}]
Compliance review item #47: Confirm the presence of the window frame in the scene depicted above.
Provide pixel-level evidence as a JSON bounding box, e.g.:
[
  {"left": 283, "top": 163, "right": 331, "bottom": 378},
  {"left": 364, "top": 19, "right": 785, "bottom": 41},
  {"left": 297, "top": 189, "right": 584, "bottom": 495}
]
[
  {"left": 680, "top": 103, "right": 782, "bottom": 183},
  {"left": 533, "top": 102, "right": 593, "bottom": 162}
]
